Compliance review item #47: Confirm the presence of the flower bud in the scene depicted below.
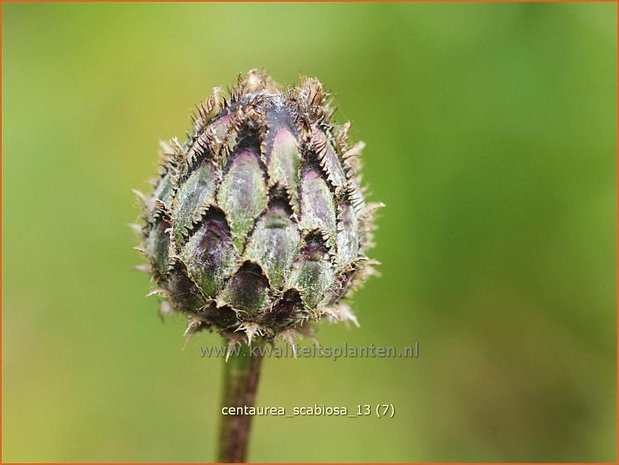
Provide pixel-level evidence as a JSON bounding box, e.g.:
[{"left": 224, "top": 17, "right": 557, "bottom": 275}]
[{"left": 136, "top": 70, "right": 382, "bottom": 345}]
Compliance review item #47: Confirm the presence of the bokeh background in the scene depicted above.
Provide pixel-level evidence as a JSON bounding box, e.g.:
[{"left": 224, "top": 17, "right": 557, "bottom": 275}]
[{"left": 3, "top": 2, "right": 616, "bottom": 462}]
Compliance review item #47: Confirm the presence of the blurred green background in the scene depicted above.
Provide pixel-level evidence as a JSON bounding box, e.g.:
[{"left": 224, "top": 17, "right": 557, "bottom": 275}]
[{"left": 3, "top": 2, "right": 616, "bottom": 462}]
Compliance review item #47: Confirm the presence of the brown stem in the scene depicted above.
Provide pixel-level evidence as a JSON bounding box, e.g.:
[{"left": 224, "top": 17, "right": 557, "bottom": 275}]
[{"left": 217, "top": 342, "right": 264, "bottom": 463}]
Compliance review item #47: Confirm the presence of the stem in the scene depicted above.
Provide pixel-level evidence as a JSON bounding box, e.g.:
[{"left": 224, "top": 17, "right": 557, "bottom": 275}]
[{"left": 217, "top": 342, "right": 264, "bottom": 463}]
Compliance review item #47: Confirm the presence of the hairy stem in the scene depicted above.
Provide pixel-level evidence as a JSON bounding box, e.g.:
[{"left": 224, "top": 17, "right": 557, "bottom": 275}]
[{"left": 217, "top": 342, "right": 264, "bottom": 463}]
